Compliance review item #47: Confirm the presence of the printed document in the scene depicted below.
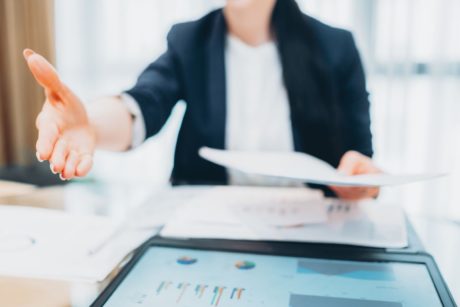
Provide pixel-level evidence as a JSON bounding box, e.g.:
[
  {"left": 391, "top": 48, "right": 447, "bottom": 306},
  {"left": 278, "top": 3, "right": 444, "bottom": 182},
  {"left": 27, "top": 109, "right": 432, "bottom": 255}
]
[
  {"left": 0, "top": 205, "right": 154, "bottom": 282},
  {"left": 161, "top": 186, "right": 408, "bottom": 248},
  {"left": 200, "top": 147, "right": 444, "bottom": 187}
]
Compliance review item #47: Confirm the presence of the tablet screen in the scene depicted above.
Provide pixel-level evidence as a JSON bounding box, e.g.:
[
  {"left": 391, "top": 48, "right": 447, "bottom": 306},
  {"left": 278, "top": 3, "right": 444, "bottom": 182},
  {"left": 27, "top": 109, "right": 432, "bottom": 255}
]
[{"left": 103, "top": 246, "right": 442, "bottom": 307}]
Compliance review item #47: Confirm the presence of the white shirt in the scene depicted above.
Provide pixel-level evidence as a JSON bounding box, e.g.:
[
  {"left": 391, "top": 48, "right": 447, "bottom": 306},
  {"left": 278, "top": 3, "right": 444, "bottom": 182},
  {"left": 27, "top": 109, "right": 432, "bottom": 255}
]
[
  {"left": 224, "top": 35, "right": 299, "bottom": 186},
  {"left": 123, "top": 35, "right": 300, "bottom": 186}
]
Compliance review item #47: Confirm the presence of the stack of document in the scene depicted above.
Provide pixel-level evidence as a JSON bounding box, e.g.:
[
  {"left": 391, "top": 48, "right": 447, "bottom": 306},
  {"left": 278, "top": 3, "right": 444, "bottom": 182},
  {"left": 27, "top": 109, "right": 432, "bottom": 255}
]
[
  {"left": 0, "top": 187, "right": 219, "bottom": 283},
  {"left": 0, "top": 205, "right": 155, "bottom": 282},
  {"left": 0, "top": 184, "right": 411, "bottom": 283},
  {"left": 161, "top": 186, "right": 408, "bottom": 248}
]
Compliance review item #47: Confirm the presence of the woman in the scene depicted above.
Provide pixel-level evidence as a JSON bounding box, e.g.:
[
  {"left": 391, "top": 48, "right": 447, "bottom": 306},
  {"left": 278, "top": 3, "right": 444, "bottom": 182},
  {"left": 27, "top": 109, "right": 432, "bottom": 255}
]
[{"left": 24, "top": 0, "right": 380, "bottom": 200}]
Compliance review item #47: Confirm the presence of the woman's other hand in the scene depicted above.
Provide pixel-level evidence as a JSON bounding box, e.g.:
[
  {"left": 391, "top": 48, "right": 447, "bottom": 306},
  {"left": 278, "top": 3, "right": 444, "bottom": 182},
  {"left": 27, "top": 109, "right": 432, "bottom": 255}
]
[{"left": 329, "top": 150, "right": 381, "bottom": 200}]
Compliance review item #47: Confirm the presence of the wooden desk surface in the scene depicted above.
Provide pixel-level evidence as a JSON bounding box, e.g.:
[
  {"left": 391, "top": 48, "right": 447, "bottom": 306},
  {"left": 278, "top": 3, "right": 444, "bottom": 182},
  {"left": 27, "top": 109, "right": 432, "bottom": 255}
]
[{"left": 0, "top": 183, "right": 459, "bottom": 306}]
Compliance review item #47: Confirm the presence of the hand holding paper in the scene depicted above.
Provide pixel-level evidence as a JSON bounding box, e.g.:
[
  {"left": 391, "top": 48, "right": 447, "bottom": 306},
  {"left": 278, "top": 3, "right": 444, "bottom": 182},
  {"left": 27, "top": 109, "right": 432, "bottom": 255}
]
[
  {"left": 199, "top": 147, "right": 445, "bottom": 188},
  {"left": 330, "top": 150, "right": 381, "bottom": 200}
]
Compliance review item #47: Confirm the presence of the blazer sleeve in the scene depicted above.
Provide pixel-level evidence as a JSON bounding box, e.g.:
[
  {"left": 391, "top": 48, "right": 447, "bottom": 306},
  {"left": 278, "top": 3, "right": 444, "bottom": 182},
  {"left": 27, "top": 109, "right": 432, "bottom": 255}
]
[
  {"left": 124, "top": 32, "right": 183, "bottom": 139},
  {"left": 338, "top": 32, "right": 374, "bottom": 158}
]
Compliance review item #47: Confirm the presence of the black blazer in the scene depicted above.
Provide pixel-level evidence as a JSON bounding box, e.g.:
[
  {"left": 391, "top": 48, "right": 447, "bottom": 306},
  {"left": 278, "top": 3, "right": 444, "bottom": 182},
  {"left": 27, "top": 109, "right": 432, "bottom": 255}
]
[{"left": 125, "top": 9, "right": 373, "bottom": 186}]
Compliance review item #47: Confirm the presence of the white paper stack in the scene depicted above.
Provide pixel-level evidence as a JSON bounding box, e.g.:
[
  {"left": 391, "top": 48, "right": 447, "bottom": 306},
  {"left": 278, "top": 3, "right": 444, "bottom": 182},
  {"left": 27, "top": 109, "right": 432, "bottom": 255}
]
[
  {"left": 161, "top": 186, "right": 408, "bottom": 248},
  {"left": 0, "top": 205, "right": 155, "bottom": 282}
]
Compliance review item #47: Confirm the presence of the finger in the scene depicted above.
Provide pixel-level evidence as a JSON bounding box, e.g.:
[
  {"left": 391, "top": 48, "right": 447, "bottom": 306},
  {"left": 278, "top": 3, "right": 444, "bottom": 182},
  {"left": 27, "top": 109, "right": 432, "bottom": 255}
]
[
  {"left": 62, "top": 150, "right": 79, "bottom": 180},
  {"left": 332, "top": 189, "right": 363, "bottom": 201},
  {"left": 365, "top": 187, "right": 380, "bottom": 198},
  {"left": 331, "top": 186, "right": 380, "bottom": 200},
  {"left": 36, "top": 121, "right": 59, "bottom": 161},
  {"left": 329, "top": 186, "right": 357, "bottom": 200},
  {"left": 45, "top": 88, "right": 61, "bottom": 105},
  {"left": 356, "top": 159, "right": 381, "bottom": 174},
  {"left": 23, "top": 49, "right": 63, "bottom": 94},
  {"left": 75, "top": 154, "right": 93, "bottom": 177},
  {"left": 337, "top": 151, "right": 363, "bottom": 175},
  {"left": 49, "top": 139, "right": 70, "bottom": 174}
]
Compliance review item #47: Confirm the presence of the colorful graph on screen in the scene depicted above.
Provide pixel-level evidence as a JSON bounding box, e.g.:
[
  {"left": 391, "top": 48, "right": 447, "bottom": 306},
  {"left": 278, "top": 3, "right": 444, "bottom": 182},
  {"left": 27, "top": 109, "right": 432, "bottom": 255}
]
[
  {"left": 176, "top": 256, "right": 198, "bottom": 265},
  {"left": 235, "top": 260, "right": 256, "bottom": 270},
  {"left": 156, "top": 280, "right": 245, "bottom": 306}
]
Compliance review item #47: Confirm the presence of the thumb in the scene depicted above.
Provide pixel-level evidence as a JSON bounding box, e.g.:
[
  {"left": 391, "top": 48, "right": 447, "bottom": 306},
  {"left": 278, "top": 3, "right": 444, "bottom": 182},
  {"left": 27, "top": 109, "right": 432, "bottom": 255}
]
[
  {"left": 337, "top": 151, "right": 362, "bottom": 175},
  {"left": 23, "top": 49, "right": 63, "bottom": 97}
]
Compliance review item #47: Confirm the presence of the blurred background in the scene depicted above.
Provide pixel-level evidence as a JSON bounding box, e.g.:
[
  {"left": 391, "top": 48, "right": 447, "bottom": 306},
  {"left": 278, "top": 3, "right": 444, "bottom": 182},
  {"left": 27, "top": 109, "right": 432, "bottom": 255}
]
[{"left": 1, "top": 0, "right": 459, "bottom": 219}]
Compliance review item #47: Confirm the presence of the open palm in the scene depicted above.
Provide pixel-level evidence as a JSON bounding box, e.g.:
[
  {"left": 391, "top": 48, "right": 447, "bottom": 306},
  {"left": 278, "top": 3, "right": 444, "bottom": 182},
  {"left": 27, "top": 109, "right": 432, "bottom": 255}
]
[{"left": 24, "top": 49, "right": 95, "bottom": 180}]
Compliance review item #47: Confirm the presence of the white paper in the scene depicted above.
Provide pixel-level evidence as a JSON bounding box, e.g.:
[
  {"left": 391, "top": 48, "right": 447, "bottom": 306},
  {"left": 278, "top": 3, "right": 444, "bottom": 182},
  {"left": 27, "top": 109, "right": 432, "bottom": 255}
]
[
  {"left": 0, "top": 205, "right": 155, "bottom": 282},
  {"left": 199, "top": 147, "right": 445, "bottom": 187},
  {"left": 161, "top": 186, "right": 326, "bottom": 228},
  {"left": 128, "top": 186, "right": 213, "bottom": 229},
  {"left": 161, "top": 186, "right": 408, "bottom": 248}
]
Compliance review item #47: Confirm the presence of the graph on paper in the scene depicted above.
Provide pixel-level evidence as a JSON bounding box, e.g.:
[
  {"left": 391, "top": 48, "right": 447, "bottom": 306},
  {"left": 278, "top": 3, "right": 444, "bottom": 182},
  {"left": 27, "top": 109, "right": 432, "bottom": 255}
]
[{"left": 155, "top": 280, "right": 245, "bottom": 306}]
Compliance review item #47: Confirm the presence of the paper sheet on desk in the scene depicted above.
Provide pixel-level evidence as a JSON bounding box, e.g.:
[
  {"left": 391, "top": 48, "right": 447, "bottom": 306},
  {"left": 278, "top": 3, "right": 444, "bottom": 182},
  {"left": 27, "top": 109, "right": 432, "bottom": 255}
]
[
  {"left": 161, "top": 186, "right": 408, "bottom": 248},
  {"left": 0, "top": 205, "right": 155, "bottom": 282},
  {"left": 199, "top": 147, "right": 444, "bottom": 187},
  {"left": 161, "top": 186, "right": 326, "bottom": 228}
]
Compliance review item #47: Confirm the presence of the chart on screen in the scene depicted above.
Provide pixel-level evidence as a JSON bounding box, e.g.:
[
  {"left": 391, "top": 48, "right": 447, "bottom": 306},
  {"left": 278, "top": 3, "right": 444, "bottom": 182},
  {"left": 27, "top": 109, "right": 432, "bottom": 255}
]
[
  {"left": 141, "top": 280, "right": 246, "bottom": 306},
  {"left": 102, "top": 247, "right": 443, "bottom": 307}
]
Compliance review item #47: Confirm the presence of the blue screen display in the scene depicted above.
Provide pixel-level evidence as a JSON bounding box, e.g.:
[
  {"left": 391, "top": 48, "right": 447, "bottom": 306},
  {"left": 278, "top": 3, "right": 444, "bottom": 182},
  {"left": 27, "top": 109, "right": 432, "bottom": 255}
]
[{"left": 103, "top": 247, "right": 442, "bottom": 307}]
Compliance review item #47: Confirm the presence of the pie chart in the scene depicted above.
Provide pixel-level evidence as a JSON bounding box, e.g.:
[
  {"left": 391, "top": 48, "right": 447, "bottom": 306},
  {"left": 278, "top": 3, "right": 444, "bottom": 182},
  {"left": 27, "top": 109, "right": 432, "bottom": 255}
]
[
  {"left": 177, "top": 256, "right": 197, "bottom": 265},
  {"left": 235, "top": 260, "right": 256, "bottom": 270}
]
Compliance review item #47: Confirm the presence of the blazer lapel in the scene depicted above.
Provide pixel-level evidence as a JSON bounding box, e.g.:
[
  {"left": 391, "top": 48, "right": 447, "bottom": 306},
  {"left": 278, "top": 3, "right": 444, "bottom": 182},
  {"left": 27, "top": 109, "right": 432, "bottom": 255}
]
[{"left": 205, "top": 10, "right": 227, "bottom": 150}]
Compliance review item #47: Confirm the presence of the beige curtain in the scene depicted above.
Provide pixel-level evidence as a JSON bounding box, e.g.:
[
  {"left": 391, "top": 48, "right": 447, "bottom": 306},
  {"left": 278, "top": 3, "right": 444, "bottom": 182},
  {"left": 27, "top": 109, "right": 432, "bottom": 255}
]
[{"left": 0, "top": 0, "right": 55, "bottom": 166}]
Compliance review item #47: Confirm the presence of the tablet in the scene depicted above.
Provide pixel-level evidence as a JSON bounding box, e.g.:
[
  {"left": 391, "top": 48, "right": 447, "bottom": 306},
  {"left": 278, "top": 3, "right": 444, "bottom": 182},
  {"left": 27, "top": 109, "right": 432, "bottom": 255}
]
[{"left": 91, "top": 238, "right": 455, "bottom": 307}]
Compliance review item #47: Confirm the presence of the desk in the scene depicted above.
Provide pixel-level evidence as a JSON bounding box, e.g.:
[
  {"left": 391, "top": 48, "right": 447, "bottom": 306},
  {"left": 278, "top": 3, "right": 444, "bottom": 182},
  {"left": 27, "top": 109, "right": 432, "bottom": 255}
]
[
  {"left": 0, "top": 183, "right": 458, "bottom": 306},
  {"left": 0, "top": 183, "right": 147, "bottom": 307}
]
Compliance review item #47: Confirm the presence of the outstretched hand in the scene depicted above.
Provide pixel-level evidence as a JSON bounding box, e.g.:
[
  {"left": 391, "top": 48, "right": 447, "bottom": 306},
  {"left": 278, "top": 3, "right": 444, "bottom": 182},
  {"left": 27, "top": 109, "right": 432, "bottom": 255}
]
[
  {"left": 24, "top": 49, "right": 96, "bottom": 180},
  {"left": 329, "top": 151, "right": 381, "bottom": 200}
]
